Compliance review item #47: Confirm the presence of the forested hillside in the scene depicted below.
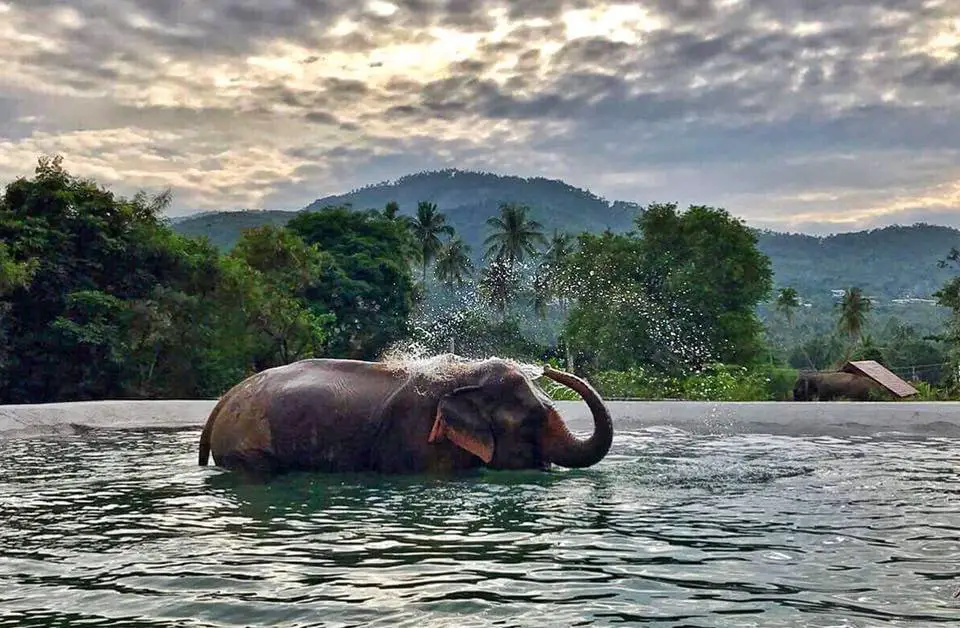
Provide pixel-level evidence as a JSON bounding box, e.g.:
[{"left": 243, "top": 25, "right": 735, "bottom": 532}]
[
  {"left": 755, "top": 225, "right": 960, "bottom": 304},
  {"left": 170, "top": 209, "right": 300, "bottom": 250},
  {"left": 6, "top": 159, "right": 960, "bottom": 403},
  {"left": 173, "top": 170, "right": 639, "bottom": 256},
  {"left": 308, "top": 169, "right": 642, "bottom": 248},
  {"left": 169, "top": 169, "right": 960, "bottom": 304}
]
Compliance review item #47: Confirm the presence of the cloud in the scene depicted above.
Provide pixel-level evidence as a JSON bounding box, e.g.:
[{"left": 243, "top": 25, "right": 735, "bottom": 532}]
[{"left": 0, "top": 0, "right": 957, "bottom": 231}]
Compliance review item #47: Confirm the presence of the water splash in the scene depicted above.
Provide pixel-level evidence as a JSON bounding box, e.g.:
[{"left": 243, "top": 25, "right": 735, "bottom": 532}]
[
  {"left": 384, "top": 254, "right": 718, "bottom": 385},
  {"left": 379, "top": 348, "right": 546, "bottom": 384}
]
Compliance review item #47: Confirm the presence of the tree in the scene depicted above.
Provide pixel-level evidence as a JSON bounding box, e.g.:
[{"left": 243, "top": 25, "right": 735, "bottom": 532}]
[
  {"left": 478, "top": 256, "right": 521, "bottom": 321},
  {"left": 775, "top": 287, "right": 801, "bottom": 326},
  {"left": 541, "top": 230, "right": 574, "bottom": 273},
  {"left": 535, "top": 230, "right": 575, "bottom": 312},
  {"left": 0, "top": 156, "right": 353, "bottom": 402},
  {"left": 0, "top": 243, "right": 37, "bottom": 296},
  {"left": 410, "top": 201, "right": 454, "bottom": 286},
  {"left": 562, "top": 230, "right": 712, "bottom": 373},
  {"left": 0, "top": 156, "right": 235, "bottom": 400},
  {"left": 932, "top": 248, "right": 960, "bottom": 388},
  {"left": 230, "top": 226, "right": 335, "bottom": 368},
  {"left": 483, "top": 202, "right": 547, "bottom": 270},
  {"left": 878, "top": 321, "right": 946, "bottom": 384},
  {"left": 531, "top": 271, "right": 551, "bottom": 320},
  {"left": 287, "top": 206, "right": 416, "bottom": 359},
  {"left": 836, "top": 287, "right": 872, "bottom": 344},
  {"left": 636, "top": 203, "right": 773, "bottom": 367},
  {"left": 788, "top": 333, "right": 845, "bottom": 370},
  {"left": 562, "top": 203, "right": 773, "bottom": 373},
  {"left": 434, "top": 236, "right": 473, "bottom": 289},
  {"left": 383, "top": 200, "right": 400, "bottom": 220}
]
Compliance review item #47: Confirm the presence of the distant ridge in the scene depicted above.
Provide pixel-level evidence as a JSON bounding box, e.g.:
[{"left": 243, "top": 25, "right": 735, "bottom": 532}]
[
  {"left": 302, "top": 168, "right": 641, "bottom": 252},
  {"left": 753, "top": 223, "right": 960, "bottom": 304},
  {"left": 169, "top": 169, "right": 960, "bottom": 303}
]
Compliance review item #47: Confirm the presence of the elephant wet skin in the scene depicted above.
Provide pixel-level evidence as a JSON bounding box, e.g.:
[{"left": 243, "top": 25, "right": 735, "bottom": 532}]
[
  {"left": 198, "top": 355, "right": 614, "bottom": 476},
  {"left": 793, "top": 370, "right": 888, "bottom": 401}
]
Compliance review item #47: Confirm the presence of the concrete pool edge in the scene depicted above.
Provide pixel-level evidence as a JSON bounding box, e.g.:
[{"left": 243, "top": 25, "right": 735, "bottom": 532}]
[
  {"left": 3, "top": 399, "right": 960, "bottom": 439},
  {"left": 0, "top": 400, "right": 216, "bottom": 438}
]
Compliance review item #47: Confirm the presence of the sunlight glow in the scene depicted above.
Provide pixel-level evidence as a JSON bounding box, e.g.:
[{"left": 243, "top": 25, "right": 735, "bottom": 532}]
[
  {"left": 244, "top": 29, "right": 484, "bottom": 87},
  {"left": 792, "top": 21, "right": 824, "bottom": 36},
  {"left": 329, "top": 17, "right": 359, "bottom": 37},
  {"left": 781, "top": 175, "right": 960, "bottom": 226},
  {"left": 925, "top": 18, "right": 959, "bottom": 60},
  {"left": 51, "top": 7, "right": 84, "bottom": 29},
  {"left": 563, "top": 4, "right": 663, "bottom": 43},
  {"left": 366, "top": 1, "right": 398, "bottom": 18}
]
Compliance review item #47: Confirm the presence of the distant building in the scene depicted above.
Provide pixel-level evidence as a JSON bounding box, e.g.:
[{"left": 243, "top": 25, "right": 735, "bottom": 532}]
[
  {"left": 830, "top": 289, "right": 879, "bottom": 303},
  {"left": 891, "top": 297, "right": 937, "bottom": 305},
  {"left": 841, "top": 360, "right": 918, "bottom": 398}
]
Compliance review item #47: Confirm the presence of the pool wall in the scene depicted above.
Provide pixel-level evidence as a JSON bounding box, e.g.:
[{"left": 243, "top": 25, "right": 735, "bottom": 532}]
[{"left": 3, "top": 400, "right": 960, "bottom": 438}]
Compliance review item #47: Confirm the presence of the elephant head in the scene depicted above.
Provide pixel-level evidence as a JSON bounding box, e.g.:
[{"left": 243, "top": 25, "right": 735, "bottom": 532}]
[
  {"left": 425, "top": 359, "right": 613, "bottom": 471},
  {"left": 793, "top": 371, "right": 817, "bottom": 400}
]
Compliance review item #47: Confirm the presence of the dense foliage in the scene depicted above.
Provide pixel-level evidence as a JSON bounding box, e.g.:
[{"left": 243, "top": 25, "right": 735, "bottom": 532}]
[
  {"left": 0, "top": 159, "right": 412, "bottom": 402},
  {"left": 172, "top": 171, "right": 958, "bottom": 353},
  {"left": 285, "top": 207, "right": 417, "bottom": 359},
  {"left": 755, "top": 225, "right": 960, "bottom": 304},
  {"left": 2, "top": 158, "right": 958, "bottom": 403},
  {"left": 561, "top": 204, "right": 773, "bottom": 373}
]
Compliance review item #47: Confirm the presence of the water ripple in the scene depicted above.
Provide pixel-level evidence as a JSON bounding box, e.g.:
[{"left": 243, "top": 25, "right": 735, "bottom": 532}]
[{"left": 1, "top": 425, "right": 959, "bottom": 626}]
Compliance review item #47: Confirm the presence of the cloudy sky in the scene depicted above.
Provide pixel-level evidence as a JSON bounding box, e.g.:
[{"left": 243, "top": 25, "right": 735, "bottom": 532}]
[{"left": 0, "top": 0, "right": 958, "bottom": 233}]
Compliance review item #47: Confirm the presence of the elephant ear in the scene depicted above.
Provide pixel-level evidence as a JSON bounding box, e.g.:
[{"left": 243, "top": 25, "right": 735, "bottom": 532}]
[{"left": 428, "top": 385, "right": 494, "bottom": 463}]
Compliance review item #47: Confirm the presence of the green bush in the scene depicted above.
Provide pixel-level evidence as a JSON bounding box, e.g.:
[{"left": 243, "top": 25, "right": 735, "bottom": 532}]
[
  {"left": 908, "top": 380, "right": 954, "bottom": 401},
  {"left": 592, "top": 367, "right": 683, "bottom": 400},
  {"left": 763, "top": 367, "right": 800, "bottom": 401},
  {"left": 542, "top": 363, "right": 800, "bottom": 401},
  {"left": 679, "top": 364, "right": 768, "bottom": 401}
]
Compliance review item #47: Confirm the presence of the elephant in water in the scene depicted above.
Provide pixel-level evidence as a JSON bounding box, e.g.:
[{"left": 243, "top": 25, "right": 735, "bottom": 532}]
[
  {"left": 198, "top": 355, "right": 613, "bottom": 476},
  {"left": 793, "top": 370, "right": 888, "bottom": 401}
]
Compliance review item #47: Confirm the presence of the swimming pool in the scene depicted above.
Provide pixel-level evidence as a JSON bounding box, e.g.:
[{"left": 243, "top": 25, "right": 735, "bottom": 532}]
[{"left": 1, "top": 401, "right": 958, "bottom": 626}]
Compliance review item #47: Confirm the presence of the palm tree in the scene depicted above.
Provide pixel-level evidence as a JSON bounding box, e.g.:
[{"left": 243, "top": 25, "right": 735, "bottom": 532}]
[
  {"left": 411, "top": 201, "right": 454, "bottom": 285},
  {"left": 531, "top": 270, "right": 551, "bottom": 319},
  {"left": 478, "top": 257, "right": 520, "bottom": 321},
  {"left": 775, "top": 287, "right": 800, "bottom": 326},
  {"left": 483, "top": 203, "right": 548, "bottom": 270},
  {"left": 542, "top": 230, "right": 574, "bottom": 269},
  {"left": 540, "top": 230, "right": 575, "bottom": 307},
  {"left": 434, "top": 236, "right": 473, "bottom": 289},
  {"left": 837, "top": 286, "right": 872, "bottom": 359},
  {"left": 538, "top": 230, "right": 577, "bottom": 368}
]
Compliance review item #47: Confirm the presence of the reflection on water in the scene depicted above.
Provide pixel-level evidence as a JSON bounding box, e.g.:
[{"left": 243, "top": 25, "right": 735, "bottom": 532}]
[{"left": 1, "top": 425, "right": 959, "bottom": 626}]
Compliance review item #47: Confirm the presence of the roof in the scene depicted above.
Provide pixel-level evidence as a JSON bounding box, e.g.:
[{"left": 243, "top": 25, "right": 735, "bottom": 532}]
[{"left": 841, "top": 360, "right": 919, "bottom": 398}]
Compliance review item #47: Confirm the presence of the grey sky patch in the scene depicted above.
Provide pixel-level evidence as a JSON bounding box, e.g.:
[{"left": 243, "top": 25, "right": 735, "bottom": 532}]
[
  {"left": 304, "top": 111, "right": 340, "bottom": 125},
  {"left": 0, "top": 0, "right": 956, "bottom": 232}
]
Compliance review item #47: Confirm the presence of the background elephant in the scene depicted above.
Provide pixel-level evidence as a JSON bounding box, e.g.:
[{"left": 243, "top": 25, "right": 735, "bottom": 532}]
[
  {"left": 198, "top": 355, "right": 613, "bottom": 476},
  {"left": 793, "top": 370, "right": 888, "bottom": 401}
]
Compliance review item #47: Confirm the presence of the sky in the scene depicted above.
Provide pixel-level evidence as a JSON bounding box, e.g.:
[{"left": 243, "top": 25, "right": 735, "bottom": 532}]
[{"left": 0, "top": 0, "right": 958, "bottom": 234}]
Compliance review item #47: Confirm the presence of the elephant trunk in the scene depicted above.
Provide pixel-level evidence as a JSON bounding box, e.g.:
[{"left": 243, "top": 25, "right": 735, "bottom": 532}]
[{"left": 540, "top": 366, "right": 614, "bottom": 468}]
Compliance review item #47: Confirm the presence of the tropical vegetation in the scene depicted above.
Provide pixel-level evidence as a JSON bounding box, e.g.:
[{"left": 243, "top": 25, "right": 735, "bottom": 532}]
[{"left": 2, "top": 157, "right": 959, "bottom": 404}]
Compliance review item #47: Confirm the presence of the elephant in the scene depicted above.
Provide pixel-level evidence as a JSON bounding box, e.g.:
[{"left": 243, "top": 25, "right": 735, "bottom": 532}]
[
  {"left": 198, "top": 354, "right": 613, "bottom": 476},
  {"left": 792, "top": 370, "right": 888, "bottom": 401}
]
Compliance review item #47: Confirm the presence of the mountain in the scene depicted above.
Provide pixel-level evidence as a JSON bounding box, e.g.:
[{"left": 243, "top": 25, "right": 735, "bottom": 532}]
[
  {"left": 755, "top": 224, "right": 960, "bottom": 304},
  {"left": 168, "top": 209, "right": 301, "bottom": 250},
  {"left": 304, "top": 169, "right": 641, "bottom": 255},
  {"left": 171, "top": 169, "right": 639, "bottom": 255},
  {"left": 169, "top": 169, "right": 960, "bottom": 304}
]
